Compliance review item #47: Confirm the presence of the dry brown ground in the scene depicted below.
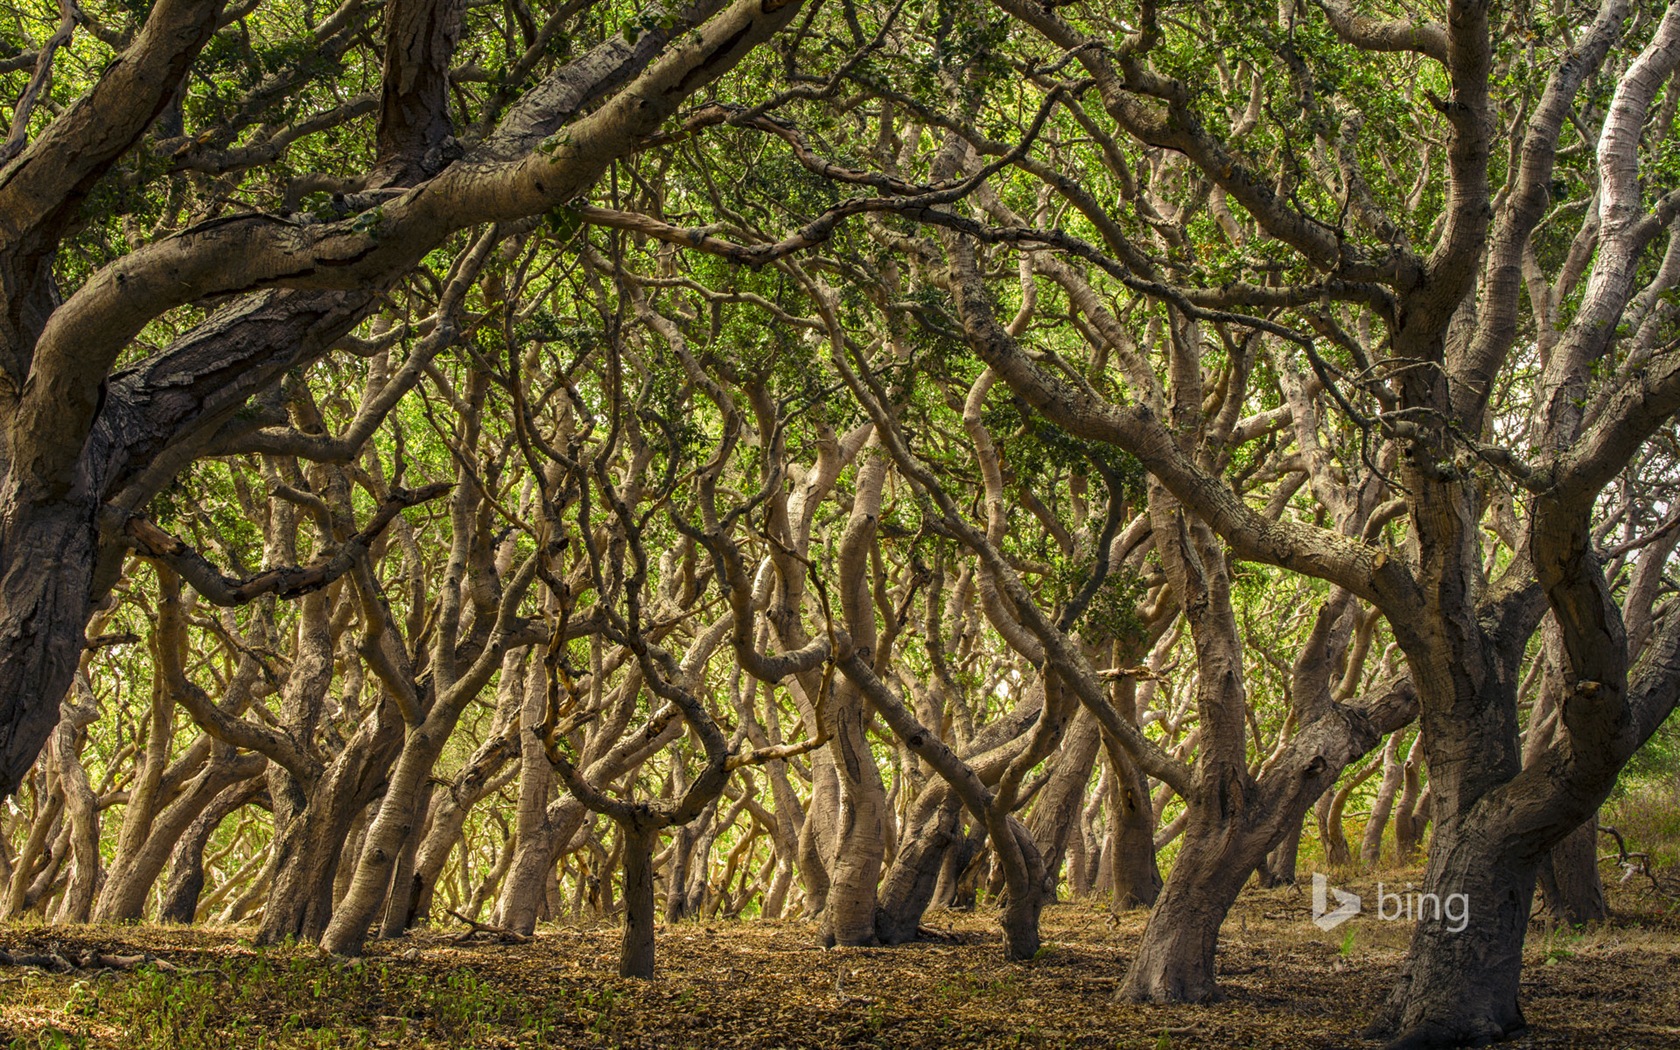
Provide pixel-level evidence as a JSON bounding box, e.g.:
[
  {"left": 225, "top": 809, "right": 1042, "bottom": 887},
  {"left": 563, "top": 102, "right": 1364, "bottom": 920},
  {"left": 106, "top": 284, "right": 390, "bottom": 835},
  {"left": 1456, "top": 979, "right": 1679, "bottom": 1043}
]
[{"left": 0, "top": 878, "right": 1676, "bottom": 1049}]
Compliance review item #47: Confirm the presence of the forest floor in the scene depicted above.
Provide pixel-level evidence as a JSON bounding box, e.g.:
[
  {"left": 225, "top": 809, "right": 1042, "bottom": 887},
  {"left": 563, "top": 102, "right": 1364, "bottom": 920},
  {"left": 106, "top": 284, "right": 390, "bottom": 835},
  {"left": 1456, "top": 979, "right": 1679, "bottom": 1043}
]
[{"left": 0, "top": 876, "right": 1676, "bottom": 1049}]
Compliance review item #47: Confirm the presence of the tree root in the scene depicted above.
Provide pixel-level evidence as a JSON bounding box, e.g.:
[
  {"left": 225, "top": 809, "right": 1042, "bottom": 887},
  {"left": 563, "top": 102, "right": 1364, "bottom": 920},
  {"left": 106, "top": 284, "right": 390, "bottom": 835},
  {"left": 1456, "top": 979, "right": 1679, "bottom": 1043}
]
[{"left": 0, "top": 947, "right": 198, "bottom": 975}]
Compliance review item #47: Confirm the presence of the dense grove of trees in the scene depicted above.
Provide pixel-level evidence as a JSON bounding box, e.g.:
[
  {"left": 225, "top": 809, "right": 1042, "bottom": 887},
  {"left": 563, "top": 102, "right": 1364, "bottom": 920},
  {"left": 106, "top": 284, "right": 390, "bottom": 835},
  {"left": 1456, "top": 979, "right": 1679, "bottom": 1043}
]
[{"left": 2, "top": 0, "right": 1679, "bottom": 1046}]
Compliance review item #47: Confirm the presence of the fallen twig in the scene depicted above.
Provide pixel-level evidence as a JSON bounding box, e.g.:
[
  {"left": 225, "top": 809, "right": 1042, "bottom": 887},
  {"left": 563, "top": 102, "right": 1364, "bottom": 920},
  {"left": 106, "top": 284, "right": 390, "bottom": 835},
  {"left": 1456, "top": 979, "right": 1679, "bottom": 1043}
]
[{"left": 448, "top": 910, "right": 531, "bottom": 944}]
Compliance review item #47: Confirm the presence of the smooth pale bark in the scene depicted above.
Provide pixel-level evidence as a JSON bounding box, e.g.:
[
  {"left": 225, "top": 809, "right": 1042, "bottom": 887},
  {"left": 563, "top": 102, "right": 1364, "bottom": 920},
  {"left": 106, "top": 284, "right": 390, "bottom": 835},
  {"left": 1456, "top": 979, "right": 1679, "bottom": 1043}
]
[
  {"left": 46, "top": 683, "right": 100, "bottom": 923},
  {"left": 816, "top": 450, "right": 891, "bottom": 947},
  {"left": 92, "top": 636, "right": 180, "bottom": 923},
  {"left": 320, "top": 627, "right": 536, "bottom": 954},
  {"left": 408, "top": 754, "right": 519, "bottom": 925},
  {"left": 378, "top": 779, "right": 436, "bottom": 938},
  {"left": 4, "top": 785, "right": 64, "bottom": 918},
  {"left": 796, "top": 761, "right": 836, "bottom": 917},
  {"left": 94, "top": 750, "right": 266, "bottom": 922},
  {"left": 495, "top": 672, "right": 679, "bottom": 935},
  {"left": 1361, "top": 731, "right": 1407, "bottom": 869},
  {"left": 1393, "top": 738, "right": 1429, "bottom": 865},
  {"left": 816, "top": 700, "right": 889, "bottom": 946},
  {"left": 1025, "top": 706, "right": 1103, "bottom": 894},
  {"left": 665, "top": 797, "right": 722, "bottom": 922},
  {"left": 1121, "top": 477, "right": 1259, "bottom": 1001},
  {"left": 495, "top": 657, "right": 563, "bottom": 935},
  {"left": 257, "top": 702, "right": 402, "bottom": 943}
]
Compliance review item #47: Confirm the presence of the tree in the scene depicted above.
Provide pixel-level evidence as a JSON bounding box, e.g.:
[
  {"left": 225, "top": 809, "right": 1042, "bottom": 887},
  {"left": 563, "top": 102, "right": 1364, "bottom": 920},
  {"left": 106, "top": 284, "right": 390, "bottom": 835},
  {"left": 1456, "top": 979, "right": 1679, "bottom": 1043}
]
[{"left": 0, "top": 0, "right": 806, "bottom": 800}]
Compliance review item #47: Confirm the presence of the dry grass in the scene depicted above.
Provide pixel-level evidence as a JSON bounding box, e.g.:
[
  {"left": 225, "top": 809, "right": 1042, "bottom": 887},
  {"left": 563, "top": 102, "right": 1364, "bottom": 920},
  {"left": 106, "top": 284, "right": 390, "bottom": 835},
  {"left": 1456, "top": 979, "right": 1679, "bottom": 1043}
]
[{"left": 0, "top": 877, "right": 1676, "bottom": 1049}]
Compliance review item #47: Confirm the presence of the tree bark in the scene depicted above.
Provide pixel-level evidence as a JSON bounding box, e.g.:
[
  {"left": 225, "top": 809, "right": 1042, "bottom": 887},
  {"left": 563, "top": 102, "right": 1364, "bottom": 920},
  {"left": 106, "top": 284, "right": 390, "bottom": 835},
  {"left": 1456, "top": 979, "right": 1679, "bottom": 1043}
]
[
  {"left": 1361, "top": 731, "right": 1407, "bottom": 870},
  {"left": 1102, "top": 732, "right": 1161, "bottom": 911},
  {"left": 158, "top": 778, "right": 265, "bottom": 924},
  {"left": 1120, "top": 794, "right": 1257, "bottom": 1002},
  {"left": 1537, "top": 815, "right": 1607, "bottom": 926},
  {"left": 874, "top": 787, "right": 962, "bottom": 943},
  {"left": 619, "top": 822, "right": 658, "bottom": 979},
  {"left": 1026, "top": 705, "right": 1102, "bottom": 894}
]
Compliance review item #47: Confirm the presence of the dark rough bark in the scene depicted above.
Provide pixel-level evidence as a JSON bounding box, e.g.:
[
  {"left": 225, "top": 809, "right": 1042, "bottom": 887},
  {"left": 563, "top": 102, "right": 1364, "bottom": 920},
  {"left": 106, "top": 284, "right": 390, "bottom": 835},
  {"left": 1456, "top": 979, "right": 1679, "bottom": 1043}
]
[
  {"left": 1258, "top": 821, "right": 1302, "bottom": 888},
  {"left": 0, "top": 0, "right": 781, "bottom": 805},
  {"left": 159, "top": 778, "right": 266, "bottom": 924},
  {"left": 1120, "top": 808, "right": 1255, "bottom": 1002},
  {"left": 1365, "top": 820, "right": 1539, "bottom": 1048},
  {"left": 1102, "top": 733, "right": 1162, "bottom": 911},
  {"left": 1538, "top": 816, "right": 1607, "bottom": 926},
  {"left": 0, "top": 290, "right": 377, "bottom": 803},
  {"left": 0, "top": 504, "right": 101, "bottom": 801},
  {"left": 1026, "top": 706, "right": 1103, "bottom": 894},
  {"left": 619, "top": 823, "right": 658, "bottom": 979},
  {"left": 874, "top": 788, "right": 963, "bottom": 943},
  {"left": 374, "top": 0, "right": 464, "bottom": 182}
]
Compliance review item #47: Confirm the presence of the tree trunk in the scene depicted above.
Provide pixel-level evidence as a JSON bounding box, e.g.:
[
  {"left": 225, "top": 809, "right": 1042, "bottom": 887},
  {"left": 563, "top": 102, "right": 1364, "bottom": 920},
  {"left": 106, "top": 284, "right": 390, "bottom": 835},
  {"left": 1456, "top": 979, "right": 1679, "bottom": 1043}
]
[
  {"left": 257, "top": 713, "right": 397, "bottom": 945},
  {"left": 0, "top": 502, "right": 98, "bottom": 801},
  {"left": 796, "top": 754, "right": 837, "bottom": 916},
  {"left": 1364, "top": 626, "right": 1540, "bottom": 1047},
  {"left": 1103, "top": 733, "right": 1162, "bottom": 911},
  {"left": 1119, "top": 783, "right": 1260, "bottom": 1003},
  {"left": 94, "top": 752, "right": 265, "bottom": 922},
  {"left": 816, "top": 701, "right": 888, "bottom": 946},
  {"left": 1394, "top": 770, "right": 1430, "bottom": 866},
  {"left": 816, "top": 450, "right": 891, "bottom": 947},
  {"left": 494, "top": 662, "right": 563, "bottom": 935},
  {"left": 931, "top": 822, "right": 983, "bottom": 910},
  {"left": 409, "top": 761, "right": 517, "bottom": 924},
  {"left": 1538, "top": 815, "right": 1607, "bottom": 926},
  {"left": 993, "top": 817, "right": 1050, "bottom": 962},
  {"left": 1364, "top": 818, "right": 1538, "bottom": 1047},
  {"left": 403, "top": 688, "right": 520, "bottom": 925},
  {"left": 1316, "top": 787, "right": 1353, "bottom": 868},
  {"left": 874, "top": 788, "right": 961, "bottom": 943},
  {"left": 47, "top": 686, "right": 101, "bottom": 923},
  {"left": 159, "top": 778, "right": 264, "bottom": 924},
  {"left": 1258, "top": 819, "right": 1303, "bottom": 888},
  {"left": 324, "top": 721, "right": 462, "bottom": 954},
  {"left": 378, "top": 778, "right": 435, "bottom": 938},
  {"left": 260, "top": 793, "right": 361, "bottom": 943},
  {"left": 1361, "top": 731, "right": 1407, "bottom": 870},
  {"left": 1025, "top": 706, "right": 1102, "bottom": 893},
  {"left": 619, "top": 822, "right": 658, "bottom": 979}
]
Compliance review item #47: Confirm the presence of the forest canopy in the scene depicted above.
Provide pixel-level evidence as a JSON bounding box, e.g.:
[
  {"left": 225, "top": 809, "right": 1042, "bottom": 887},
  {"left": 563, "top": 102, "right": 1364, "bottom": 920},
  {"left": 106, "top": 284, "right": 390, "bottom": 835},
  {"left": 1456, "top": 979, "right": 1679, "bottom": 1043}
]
[{"left": 1, "top": 0, "right": 1679, "bottom": 1046}]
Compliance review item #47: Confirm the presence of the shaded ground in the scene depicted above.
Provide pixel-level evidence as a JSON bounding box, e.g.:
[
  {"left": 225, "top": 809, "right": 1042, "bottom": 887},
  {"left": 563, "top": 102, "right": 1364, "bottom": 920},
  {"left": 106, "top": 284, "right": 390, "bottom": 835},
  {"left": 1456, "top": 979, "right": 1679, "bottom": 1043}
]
[{"left": 0, "top": 879, "right": 1676, "bottom": 1048}]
